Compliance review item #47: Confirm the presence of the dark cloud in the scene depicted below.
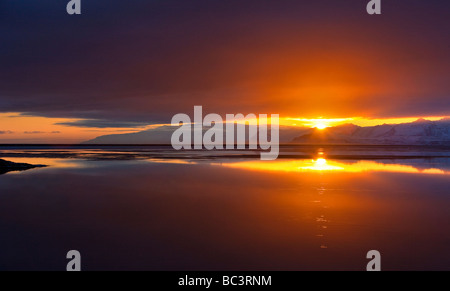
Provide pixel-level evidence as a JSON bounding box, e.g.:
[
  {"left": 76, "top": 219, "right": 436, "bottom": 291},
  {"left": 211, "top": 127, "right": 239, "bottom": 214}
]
[
  {"left": 0, "top": 0, "right": 449, "bottom": 122},
  {"left": 20, "top": 131, "right": 60, "bottom": 134},
  {"left": 0, "top": 131, "right": 14, "bottom": 134},
  {"left": 23, "top": 131, "right": 46, "bottom": 134},
  {"left": 55, "top": 119, "right": 150, "bottom": 128}
]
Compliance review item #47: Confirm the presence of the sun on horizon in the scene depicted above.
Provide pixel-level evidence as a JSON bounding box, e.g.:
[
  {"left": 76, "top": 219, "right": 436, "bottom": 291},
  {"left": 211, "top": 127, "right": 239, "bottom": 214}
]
[
  {"left": 284, "top": 116, "right": 448, "bottom": 130},
  {"left": 313, "top": 123, "right": 329, "bottom": 130}
]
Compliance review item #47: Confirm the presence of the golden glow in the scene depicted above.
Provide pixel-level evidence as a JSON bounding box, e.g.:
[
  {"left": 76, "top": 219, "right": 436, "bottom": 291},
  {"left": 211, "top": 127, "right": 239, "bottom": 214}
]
[
  {"left": 216, "top": 159, "right": 449, "bottom": 175},
  {"left": 282, "top": 116, "right": 448, "bottom": 128},
  {"left": 315, "top": 123, "right": 328, "bottom": 130},
  {"left": 146, "top": 158, "right": 197, "bottom": 165},
  {"left": 283, "top": 117, "right": 352, "bottom": 129},
  {"left": 145, "top": 157, "right": 449, "bottom": 175},
  {"left": 304, "top": 158, "right": 344, "bottom": 171}
]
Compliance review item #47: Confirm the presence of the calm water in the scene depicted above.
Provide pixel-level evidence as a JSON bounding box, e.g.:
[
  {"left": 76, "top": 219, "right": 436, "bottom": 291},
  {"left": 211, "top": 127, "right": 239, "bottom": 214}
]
[{"left": 1, "top": 146, "right": 450, "bottom": 270}]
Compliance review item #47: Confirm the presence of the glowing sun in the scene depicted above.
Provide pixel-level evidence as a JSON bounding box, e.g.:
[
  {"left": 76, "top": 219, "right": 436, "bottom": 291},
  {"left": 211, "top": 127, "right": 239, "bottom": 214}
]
[{"left": 314, "top": 123, "right": 328, "bottom": 130}]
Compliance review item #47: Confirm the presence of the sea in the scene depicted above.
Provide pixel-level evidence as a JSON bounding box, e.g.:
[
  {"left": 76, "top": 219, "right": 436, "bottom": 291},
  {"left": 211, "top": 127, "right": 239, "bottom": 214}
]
[{"left": 1, "top": 145, "right": 450, "bottom": 270}]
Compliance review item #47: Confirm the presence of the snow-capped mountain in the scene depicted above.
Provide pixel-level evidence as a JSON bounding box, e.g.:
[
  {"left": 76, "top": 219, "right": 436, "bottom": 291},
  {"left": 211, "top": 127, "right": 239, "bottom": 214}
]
[{"left": 292, "top": 119, "right": 450, "bottom": 145}]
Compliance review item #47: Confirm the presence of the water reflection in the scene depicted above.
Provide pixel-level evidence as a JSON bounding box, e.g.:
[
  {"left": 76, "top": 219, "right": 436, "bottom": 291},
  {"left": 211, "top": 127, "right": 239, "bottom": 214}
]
[
  {"left": 314, "top": 183, "right": 330, "bottom": 250},
  {"left": 5, "top": 156, "right": 449, "bottom": 176},
  {"left": 2, "top": 154, "right": 450, "bottom": 178},
  {"left": 1, "top": 150, "right": 450, "bottom": 270},
  {"left": 4, "top": 157, "right": 80, "bottom": 168},
  {"left": 216, "top": 158, "right": 450, "bottom": 175}
]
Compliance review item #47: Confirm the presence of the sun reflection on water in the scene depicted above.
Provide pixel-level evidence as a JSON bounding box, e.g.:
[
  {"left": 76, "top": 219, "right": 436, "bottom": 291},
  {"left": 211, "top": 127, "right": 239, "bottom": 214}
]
[
  {"left": 145, "top": 156, "right": 450, "bottom": 175},
  {"left": 215, "top": 158, "right": 449, "bottom": 175}
]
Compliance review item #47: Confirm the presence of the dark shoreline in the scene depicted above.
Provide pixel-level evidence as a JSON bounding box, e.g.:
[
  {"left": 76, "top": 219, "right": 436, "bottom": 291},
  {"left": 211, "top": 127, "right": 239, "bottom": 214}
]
[{"left": 0, "top": 159, "right": 47, "bottom": 175}]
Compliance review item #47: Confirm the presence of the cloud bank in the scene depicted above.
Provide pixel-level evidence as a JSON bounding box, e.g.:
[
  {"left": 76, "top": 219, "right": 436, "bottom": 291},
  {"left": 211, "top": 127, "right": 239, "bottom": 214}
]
[{"left": 1, "top": 0, "right": 449, "bottom": 124}]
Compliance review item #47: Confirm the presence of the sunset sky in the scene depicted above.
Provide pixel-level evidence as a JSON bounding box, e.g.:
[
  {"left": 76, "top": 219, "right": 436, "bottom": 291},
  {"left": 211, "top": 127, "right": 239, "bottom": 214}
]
[{"left": 1, "top": 0, "right": 449, "bottom": 143}]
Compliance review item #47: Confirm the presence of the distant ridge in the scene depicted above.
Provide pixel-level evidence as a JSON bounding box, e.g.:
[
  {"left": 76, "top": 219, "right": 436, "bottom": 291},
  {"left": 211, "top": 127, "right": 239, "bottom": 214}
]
[
  {"left": 82, "top": 125, "right": 310, "bottom": 145},
  {"left": 83, "top": 126, "right": 176, "bottom": 145},
  {"left": 292, "top": 119, "right": 450, "bottom": 145},
  {"left": 82, "top": 119, "right": 450, "bottom": 146}
]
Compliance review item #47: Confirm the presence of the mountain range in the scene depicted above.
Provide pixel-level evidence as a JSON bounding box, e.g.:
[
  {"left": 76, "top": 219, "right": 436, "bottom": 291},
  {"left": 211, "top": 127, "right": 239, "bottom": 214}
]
[
  {"left": 83, "top": 119, "right": 450, "bottom": 145},
  {"left": 293, "top": 118, "right": 450, "bottom": 145}
]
